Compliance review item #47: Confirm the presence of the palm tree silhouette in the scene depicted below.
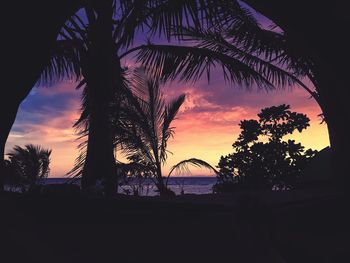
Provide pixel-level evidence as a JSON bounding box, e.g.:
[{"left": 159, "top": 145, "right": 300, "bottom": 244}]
[
  {"left": 6, "top": 144, "right": 51, "bottom": 192},
  {"left": 116, "top": 73, "right": 184, "bottom": 195},
  {"left": 114, "top": 71, "right": 217, "bottom": 196},
  {"left": 2, "top": 1, "right": 349, "bottom": 193},
  {"left": 40, "top": 3, "right": 125, "bottom": 195},
  {"left": 38, "top": 1, "right": 303, "bottom": 194}
]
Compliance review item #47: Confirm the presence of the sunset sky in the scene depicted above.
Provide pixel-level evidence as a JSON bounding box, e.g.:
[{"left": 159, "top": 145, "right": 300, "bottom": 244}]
[
  {"left": 5, "top": 70, "right": 329, "bottom": 177},
  {"left": 4, "top": 6, "right": 330, "bottom": 177}
]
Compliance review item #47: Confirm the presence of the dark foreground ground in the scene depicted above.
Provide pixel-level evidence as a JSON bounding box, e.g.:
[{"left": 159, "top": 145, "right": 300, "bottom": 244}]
[{"left": 0, "top": 188, "right": 349, "bottom": 263}]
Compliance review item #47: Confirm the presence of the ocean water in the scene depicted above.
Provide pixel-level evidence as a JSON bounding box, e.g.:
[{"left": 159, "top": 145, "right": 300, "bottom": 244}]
[{"left": 44, "top": 177, "right": 217, "bottom": 196}]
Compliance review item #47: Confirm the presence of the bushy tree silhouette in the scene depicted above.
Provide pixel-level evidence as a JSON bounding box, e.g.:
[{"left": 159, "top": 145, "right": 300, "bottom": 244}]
[{"left": 215, "top": 105, "right": 317, "bottom": 192}]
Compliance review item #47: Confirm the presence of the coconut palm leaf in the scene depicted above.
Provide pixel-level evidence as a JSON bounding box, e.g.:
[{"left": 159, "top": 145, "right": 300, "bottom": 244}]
[
  {"left": 147, "top": 0, "right": 254, "bottom": 39},
  {"left": 117, "top": 117, "right": 151, "bottom": 161},
  {"left": 160, "top": 94, "right": 185, "bottom": 162},
  {"left": 166, "top": 158, "right": 218, "bottom": 184},
  {"left": 224, "top": 16, "right": 316, "bottom": 81},
  {"left": 37, "top": 39, "right": 83, "bottom": 86},
  {"left": 180, "top": 27, "right": 322, "bottom": 105},
  {"left": 7, "top": 144, "right": 52, "bottom": 189},
  {"left": 136, "top": 43, "right": 275, "bottom": 89},
  {"left": 113, "top": 1, "right": 150, "bottom": 49},
  {"left": 177, "top": 27, "right": 304, "bottom": 87}
]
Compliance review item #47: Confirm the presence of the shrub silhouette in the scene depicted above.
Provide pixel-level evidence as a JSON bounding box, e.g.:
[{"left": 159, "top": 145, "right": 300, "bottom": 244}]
[{"left": 214, "top": 104, "right": 317, "bottom": 192}]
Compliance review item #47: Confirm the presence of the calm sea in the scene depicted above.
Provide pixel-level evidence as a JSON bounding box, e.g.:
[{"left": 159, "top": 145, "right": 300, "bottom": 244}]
[{"left": 44, "top": 177, "right": 217, "bottom": 196}]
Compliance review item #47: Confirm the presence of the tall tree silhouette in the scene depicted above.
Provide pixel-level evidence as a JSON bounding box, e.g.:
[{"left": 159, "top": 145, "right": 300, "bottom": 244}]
[
  {"left": 80, "top": 1, "right": 117, "bottom": 195},
  {"left": 40, "top": 2, "right": 118, "bottom": 195}
]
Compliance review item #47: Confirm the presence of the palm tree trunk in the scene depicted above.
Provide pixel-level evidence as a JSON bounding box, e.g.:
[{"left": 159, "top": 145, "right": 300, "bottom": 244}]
[
  {"left": 81, "top": 1, "right": 117, "bottom": 196},
  {"left": 155, "top": 161, "right": 175, "bottom": 196},
  {"left": 155, "top": 163, "right": 165, "bottom": 191},
  {"left": 81, "top": 107, "right": 116, "bottom": 195}
]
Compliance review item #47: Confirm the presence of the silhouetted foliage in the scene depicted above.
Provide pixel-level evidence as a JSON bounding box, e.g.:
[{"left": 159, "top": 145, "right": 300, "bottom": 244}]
[
  {"left": 214, "top": 105, "right": 317, "bottom": 192},
  {"left": 113, "top": 72, "right": 186, "bottom": 196},
  {"left": 114, "top": 71, "right": 216, "bottom": 196},
  {"left": 4, "top": 144, "right": 51, "bottom": 192},
  {"left": 238, "top": 1, "right": 350, "bottom": 188},
  {"left": 117, "top": 157, "right": 155, "bottom": 196},
  {"left": 35, "top": 1, "right": 309, "bottom": 195},
  {"left": 3, "top": 160, "right": 21, "bottom": 192},
  {"left": 35, "top": 1, "right": 327, "bottom": 197}
]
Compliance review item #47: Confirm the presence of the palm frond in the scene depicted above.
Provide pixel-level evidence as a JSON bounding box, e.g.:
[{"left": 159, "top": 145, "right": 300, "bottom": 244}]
[
  {"left": 225, "top": 17, "right": 315, "bottom": 79},
  {"left": 113, "top": 0, "right": 149, "bottom": 49},
  {"left": 166, "top": 158, "right": 218, "bottom": 184},
  {"left": 117, "top": 125, "right": 155, "bottom": 165},
  {"left": 147, "top": 0, "right": 201, "bottom": 39},
  {"left": 160, "top": 94, "right": 185, "bottom": 162},
  {"left": 37, "top": 39, "right": 83, "bottom": 86},
  {"left": 178, "top": 27, "right": 299, "bottom": 88},
  {"left": 126, "top": 70, "right": 164, "bottom": 156},
  {"left": 7, "top": 144, "right": 52, "bottom": 186},
  {"left": 147, "top": 0, "right": 251, "bottom": 40},
  {"left": 66, "top": 145, "right": 86, "bottom": 179},
  {"left": 137, "top": 43, "right": 275, "bottom": 89}
]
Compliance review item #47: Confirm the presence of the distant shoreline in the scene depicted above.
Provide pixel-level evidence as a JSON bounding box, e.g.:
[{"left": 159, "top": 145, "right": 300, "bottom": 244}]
[
  {"left": 45, "top": 175, "right": 217, "bottom": 179},
  {"left": 43, "top": 176, "right": 217, "bottom": 196}
]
